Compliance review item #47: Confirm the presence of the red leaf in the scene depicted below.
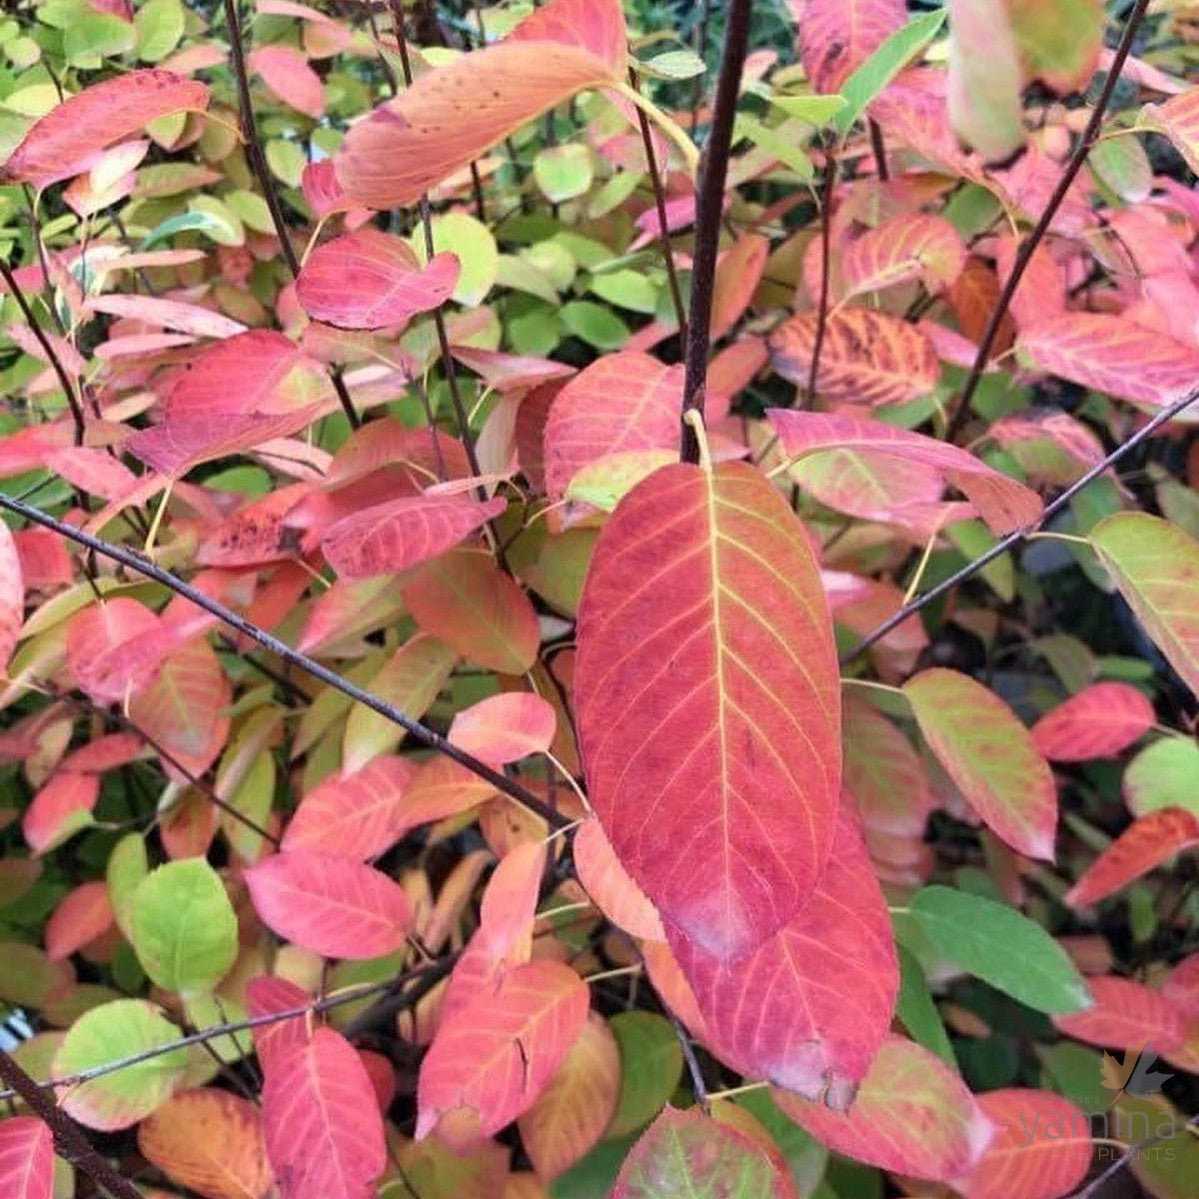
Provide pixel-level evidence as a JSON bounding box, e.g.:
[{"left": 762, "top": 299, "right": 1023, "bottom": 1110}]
[
  {"left": 773, "top": 1035, "right": 994, "bottom": 1181},
  {"left": 769, "top": 308, "right": 941, "bottom": 408},
  {"left": 904, "top": 668, "right": 1058, "bottom": 860},
  {"left": 1053, "top": 975, "right": 1187, "bottom": 1054},
  {"left": 0, "top": 1116, "right": 53, "bottom": 1199},
  {"left": 1031, "top": 682, "right": 1156, "bottom": 762},
  {"left": 543, "top": 352, "right": 684, "bottom": 517},
  {"left": 1163, "top": 955, "right": 1199, "bottom": 1020},
  {"left": 710, "top": 233, "right": 770, "bottom": 340},
  {"left": 1, "top": 70, "right": 209, "bottom": 186},
  {"left": 448, "top": 693, "right": 557, "bottom": 766},
  {"left": 282, "top": 756, "right": 416, "bottom": 860},
  {"left": 23, "top": 772, "right": 100, "bottom": 855},
  {"left": 798, "top": 0, "right": 907, "bottom": 93},
  {"left": 249, "top": 45, "right": 324, "bottom": 119},
  {"left": 843, "top": 695, "right": 935, "bottom": 836},
  {"left": 336, "top": 0, "right": 626, "bottom": 208},
  {"left": 574, "top": 462, "right": 841, "bottom": 960},
  {"left": 45, "top": 881, "right": 113, "bottom": 961},
  {"left": 953, "top": 1089, "right": 1092, "bottom": 1199},
  {"left": 322, "top": 493, "right": 506, "bottom": 579},
  {"left": 296, "top": 230, "right": 459, "bottom": 329},
  {"left": 0, "top": 521, "right": 23, "bottom": 673},
  {"left": 67, "top": 598, "right": 160, "bottom": 705},
  {"left": 572, "top": 817, "right": 665, "bottom": 942},
  {"left": 767, "top": 409, "right": 1043, "bottom": 536},
  {"left": 246, "top": 976, "right": 311, "bottom": 1075},
  {"left": 1018, "top": 313, "right": 1199, "bottom": 414},
  {"left": 670, "top": 811, "right": 898, "bottom": 1104},
  {"left": 262, "top": 1028, "right": 386, "bottom": 1199},
  {"left": 416, "top": 959, "right": 589, "bottom": 1141},
  {"left": 612, "top": 1106, "right": 799, "bottom": 1199},
  {"left": 245, "top": 851, "right": 413, "bottom": 960},
  {"left": 1065, "top": 808, "right": 1199, "bottom": 907}
]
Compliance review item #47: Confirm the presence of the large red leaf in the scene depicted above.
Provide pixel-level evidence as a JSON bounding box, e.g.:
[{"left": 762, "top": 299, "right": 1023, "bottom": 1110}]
[
  {"left": 1018, "top": 314, "right": 1199, "bottom": 414},
  {"left": 774, "top": 1035, "right": 993, "bottom": 1180},
  {"left": 1, "top": 70, "right": 209, "bottom": 186},
  {"left": 574, "top": 461, "right": 841, "bottom": 960},
  {"left": 282, "top": 756, "right": 416, "bottom": 860},
  {"left": 416, "top": 958, "right": 589, "bottom": 1141},
  {"left": 321, "top": 493, "right": 506, "bottom": 579},
  {"left": 612, "top": 1106, "right": 799, "bottom": 1199},
  {"left": 670, "top": 811, "right": 897, "bottom": 1105},
  {"left": 904, "top": 668, "right": 1057, "bottom": 860},
  {"left": 1052, "top": 975, "right": 1187, "bottom": 1054},
  {"left": 245, "top": 851, "right": 413, "bottom": 960},
  {"left": 1031, "top": 681, "right": 1156, "bottom": 762},
  {"left": 336, "top": 0, "right": 627, "bottom": 208},
  {"left": 543, "top": 352, "right": 684, "bottom": 516},
  {"left": 769, "top": 308, "right": 941, "bottom": 407},
  {"left": 1065, "top": 808, "right": 1199, "bottom": 907},
  {"left": 296, "top": 230, "right": 459, "bottom": 329},
  {"left": 262, "top": 1028, "right": 386, "bottom": 1199},
  {"left": 797, "top": 0, "right": 907, "bottom": 93},
  {"left": 0, "top": 522, "right": 23, "bottom": 674},
  {"left": 0, "top": 1117, "right": 52, "bottom": 1199},
  {"left": 953, "top": 1089, "right": 1092, "bottom": 1199},
  {"left": 768, "top": 409, "right": 1042, "bottom": 536}
]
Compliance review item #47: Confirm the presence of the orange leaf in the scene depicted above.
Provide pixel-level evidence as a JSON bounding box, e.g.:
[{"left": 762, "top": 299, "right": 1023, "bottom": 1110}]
[
  {"left": 769, "top": 308, "right": 940, "bottom": 407},
  {"left": 1, "top": 70, "right": 209, "bottom": 186},
  {"left": 574, "top": 462, "right": 841, "bottom": 960},
  {"left": 336, "top": 0, "right": 627, "bottom": 208},
  {"left": 841, "top": 214, "right": 966, "bottom": 300},
  {"left": 138, "top": 1088, "right": 274, "bottom": 1199},
  {"left": 262, "top": 1028, "right": 387, "bottom": 1199},
  {"left": 45, "top": 881, "right": 112, "bottom": 961},
  {"left": 416, "top": 959, "right": 589, "bottom": 1142},
  {"left": 1065, "top": 810, "right": 1199, "bottom": 907},
  {"left": 952, "top": 1089, "right": 1092, "bottom": 1199}
]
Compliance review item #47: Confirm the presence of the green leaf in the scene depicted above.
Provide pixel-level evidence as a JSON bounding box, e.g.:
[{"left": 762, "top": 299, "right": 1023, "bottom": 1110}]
[
  {"left": 135, "top": 0, "right": 184, "bottom": 64},
  {"left": 1090, "top": 512, "right": 1199, "bottom": 700},
  {"left": 640, "top": 49, "right": 707, "bottom": 81},
  {"left": 560, "top": 300, "right": 629, "bottom": 350},
  {"left": 1123, "top": 737, "right": 1199, "bottom": 819},
  {"left": 734, "top": 115, "right": 814, "bottom": 180},
  {"left": 416, "top": 212, "right": 498, "bottom": 306},
  {"left": 106, "top": 832, "right": 148, "bottom": 942},
  {"left": 534, "top": 144, "right": 594, "bottom": 204},
  {"left": 54, "top": 999, "right": 188, "bottom": 1131},
  {"left": 606, "top": 1012, "right": 683, "bottom": 1139},
  {"left": 833, "top": 10, "right": 948, "bottom": 136},
  {"left": 895, "top": 944, "right": 957, "bottom": 1067},
  {"left": 266, "top": 138, "right": 307, "bottom": 188},
  {"left": 910, "top": 886, "right": 1092, "bottom": 1015},
  {"left": 588, "top": 268, "right": 659, "bottom": 314},
  {"left": 131, "top": 859, "right": 238, "bottom": 996},
  {"left": 771, "top": 94, "right": 847, "bottom": 127}
]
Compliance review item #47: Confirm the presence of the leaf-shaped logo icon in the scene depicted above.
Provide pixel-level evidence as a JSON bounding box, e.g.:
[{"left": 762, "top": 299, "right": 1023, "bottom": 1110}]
[{"left": 1099, "top": 1042, "right": 1173, "bottom": 1104}]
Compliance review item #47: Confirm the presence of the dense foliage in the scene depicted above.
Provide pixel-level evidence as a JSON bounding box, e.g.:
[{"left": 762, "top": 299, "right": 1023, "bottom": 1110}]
[{"left": 0, "top": 1, "right": 1197, "bottom": 1197}]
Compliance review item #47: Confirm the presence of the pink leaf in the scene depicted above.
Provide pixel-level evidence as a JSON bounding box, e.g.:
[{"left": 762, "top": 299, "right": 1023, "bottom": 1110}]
[
  {"left": 45, "top": 881, "right": 113, "bottom": 961},
  {"left": 798, "top": 0, "right": 907, "bottom": 93},
  {"left": 1052, "top": 975, "right": 1187, "bottom": 1054},
  {"left": 245, "top": 851, "right": 413, "bottom": 960},
  {"left": 0, "top": 1117, "right": 53, "bottom": 1199},
  {"left": 262, "top": 1028, "right": 386, "bottom": 1199},
  {"left": 249, "top": 45, "right": 325, "bottom": 119},
  {"left": 1031, "top": 682, "right": 1156, "bottom": 762},
  {"left": 448, "top": 693, "right": 557, "bottom": 765},
  {"left": 23, "top": 772, "right": 100, "bottom": 855},
  {"left": 0, "top": 521, "right": 23, "bottom": 673}
]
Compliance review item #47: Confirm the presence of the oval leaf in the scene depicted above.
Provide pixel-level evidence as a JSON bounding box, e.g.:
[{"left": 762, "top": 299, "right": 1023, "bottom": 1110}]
[
  {"left": 1066, "top": 808, "right": 1199, "bottom": 907},
  {"left": 574, "top": 461, "right": 841, "bottom": 960},
  {"left": 1031, "top": 682, "right": 1156, "bottom": 762}
]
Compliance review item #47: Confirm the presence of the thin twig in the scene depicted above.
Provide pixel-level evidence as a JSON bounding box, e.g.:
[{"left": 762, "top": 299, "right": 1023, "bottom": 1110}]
[
  {"left": 0, "top": 488, "right": 573, "bottom": 830},
  {"left": 943, "top": 0, "right": 1152, "bottom": 439},
  {"left": 221, "top": 0, "right": 361, "bottom": 430},
  {"left": 843, "top": 387, "right": 1199, "bottom": 663},
  {"left": 630, "top": 69, "right": 688, "bottom": 341},
  {"left": 0, "top": 256, "right": 84, "bottom": 444},
  {"left": 868, "top": 118, "right": 889, "bottom": 181},
  {"left": 0, "top": 1050, "right": 145, "bottom": 1199},
  {"left": 806, "top": 141, "right": 838, "bottom": 407},
  {"left": 680, "top": 0, "right": 752, "bottom": 464}
]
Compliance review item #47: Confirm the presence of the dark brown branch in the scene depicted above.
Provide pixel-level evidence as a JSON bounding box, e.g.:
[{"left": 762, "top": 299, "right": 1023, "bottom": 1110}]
[
  {"left": 843, "top": 386, "right": 1199, "bottom": 664},
  {"left": 0, "top": 256, "right": 85, "bottom": 444},
  {"left": 868, "top": 119, "right": 889, "bottom": 181},
  {"left": 0, "top": 1050, "right": 145, "bottom": 1199},
  {"left": 680, "top": 0, "right": 752, "bottom": 465},
  {"left": 806, "top": 141, "right": 838, "bottom": 406},
  {"left": 630, "top": 69, "right": 688, "bottom": 341},
  {"left": 0, "top": 488, "right": 573, "bottom": 830},
  {"left": 221, "top": 0, "right": 361, "bottom": 430},
  {"left": 943, "top": 0, "right": 1152, "bottom": 439}
]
